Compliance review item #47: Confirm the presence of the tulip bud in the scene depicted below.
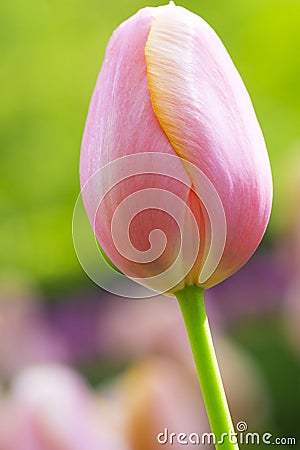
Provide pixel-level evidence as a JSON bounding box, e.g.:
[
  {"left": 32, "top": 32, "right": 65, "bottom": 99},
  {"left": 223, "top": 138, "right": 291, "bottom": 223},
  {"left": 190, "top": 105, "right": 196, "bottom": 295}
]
[{"left": 79, "top": 3, "right": 272, "bottom": 295}]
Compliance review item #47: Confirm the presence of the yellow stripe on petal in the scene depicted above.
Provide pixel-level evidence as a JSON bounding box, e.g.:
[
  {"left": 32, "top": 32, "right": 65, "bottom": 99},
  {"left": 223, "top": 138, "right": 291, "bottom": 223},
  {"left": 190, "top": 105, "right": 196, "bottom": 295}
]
[{"left": 145, "top": 4, "right": 205, "bottom": 163}]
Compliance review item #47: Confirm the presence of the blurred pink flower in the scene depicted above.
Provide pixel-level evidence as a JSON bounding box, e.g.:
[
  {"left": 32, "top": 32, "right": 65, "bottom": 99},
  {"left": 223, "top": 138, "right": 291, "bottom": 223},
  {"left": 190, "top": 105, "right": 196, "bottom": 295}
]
[
  {"left": 0, "top": 365, "right": 128, "bottom": 450},
  {"left": 103, "top": 357, "right": 209, "bottom": 450},
  {"left": 80, "top": 4, "right": 272, "bottom": 291}
]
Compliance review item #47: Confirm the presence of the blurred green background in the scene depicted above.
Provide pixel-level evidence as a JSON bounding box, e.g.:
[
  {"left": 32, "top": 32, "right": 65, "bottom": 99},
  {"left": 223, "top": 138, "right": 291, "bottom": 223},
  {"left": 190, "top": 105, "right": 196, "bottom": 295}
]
[
  {"left": 1, "top": 0, "right": 300, "bottom": 292},
  {"left": 1, "top": 1, "right": 300, "bottom": 449}
]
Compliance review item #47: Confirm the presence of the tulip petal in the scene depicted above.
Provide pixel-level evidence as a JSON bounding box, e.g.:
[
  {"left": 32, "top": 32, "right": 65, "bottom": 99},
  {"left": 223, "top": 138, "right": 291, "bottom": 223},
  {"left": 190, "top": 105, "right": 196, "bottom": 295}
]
[
  {"left": 80, "top": 6, "right": 177, "bottom": 182},
  {"left": 145, "top": 5, "right": 273, "bottom": 286}
]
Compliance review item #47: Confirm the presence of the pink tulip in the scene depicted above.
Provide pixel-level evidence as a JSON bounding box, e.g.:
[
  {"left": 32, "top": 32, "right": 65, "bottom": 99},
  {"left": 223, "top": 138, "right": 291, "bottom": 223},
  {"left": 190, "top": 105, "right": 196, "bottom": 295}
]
[{"left": 80, "top": 3, "right": 272, "bottom": 292}]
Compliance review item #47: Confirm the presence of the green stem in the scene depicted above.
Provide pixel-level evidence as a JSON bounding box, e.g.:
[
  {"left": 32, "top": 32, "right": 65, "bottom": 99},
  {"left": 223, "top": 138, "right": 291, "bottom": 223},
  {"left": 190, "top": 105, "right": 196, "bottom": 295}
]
[{"left": 175, "top": 285, "right": 239, "bottom": 450}]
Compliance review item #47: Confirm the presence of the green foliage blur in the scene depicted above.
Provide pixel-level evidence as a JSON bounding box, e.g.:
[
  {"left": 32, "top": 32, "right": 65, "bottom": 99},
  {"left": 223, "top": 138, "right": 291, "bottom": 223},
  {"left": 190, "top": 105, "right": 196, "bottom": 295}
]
[{"left": 1, "top": 0, "right": 300, "bottom": 293}]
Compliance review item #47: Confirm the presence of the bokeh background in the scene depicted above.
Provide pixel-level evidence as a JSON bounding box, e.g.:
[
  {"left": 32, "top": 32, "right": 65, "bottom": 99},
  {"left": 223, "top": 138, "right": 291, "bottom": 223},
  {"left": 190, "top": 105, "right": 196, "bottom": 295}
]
[{"left": 1, "top": 0, "right": 300, "bottom": 448}]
